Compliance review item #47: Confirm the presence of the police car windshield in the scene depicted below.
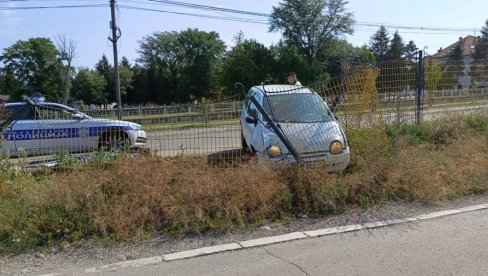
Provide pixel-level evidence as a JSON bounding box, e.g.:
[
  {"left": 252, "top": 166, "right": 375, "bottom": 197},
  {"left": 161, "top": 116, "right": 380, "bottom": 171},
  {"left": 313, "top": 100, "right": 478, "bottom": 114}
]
[
  {"left": 262, "top": 93, "right": 332, "bottom": 123},
  {"left": 37, "top": 103, "right": 91, "bottom": 119}
]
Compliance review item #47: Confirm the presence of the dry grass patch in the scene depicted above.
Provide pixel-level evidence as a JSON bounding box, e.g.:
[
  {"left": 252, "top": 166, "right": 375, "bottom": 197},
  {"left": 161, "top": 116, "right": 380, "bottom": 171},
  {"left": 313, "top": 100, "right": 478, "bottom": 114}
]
[{"left": 3, "top": 115, "right": 488, "bottom": 254}]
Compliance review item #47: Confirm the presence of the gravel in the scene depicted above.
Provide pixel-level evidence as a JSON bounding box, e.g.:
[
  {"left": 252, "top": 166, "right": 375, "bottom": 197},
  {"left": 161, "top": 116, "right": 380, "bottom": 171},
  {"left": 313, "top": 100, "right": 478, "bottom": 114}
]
[{"left": 2, "top": 193, "right": 488, "bottom": 276}]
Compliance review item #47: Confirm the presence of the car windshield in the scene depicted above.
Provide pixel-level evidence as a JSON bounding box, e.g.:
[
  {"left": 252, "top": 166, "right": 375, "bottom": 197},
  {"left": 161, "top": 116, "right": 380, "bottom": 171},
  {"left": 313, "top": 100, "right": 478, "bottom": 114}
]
[{"left": 262, "top": 93, "right": 333, "bottom": 123}]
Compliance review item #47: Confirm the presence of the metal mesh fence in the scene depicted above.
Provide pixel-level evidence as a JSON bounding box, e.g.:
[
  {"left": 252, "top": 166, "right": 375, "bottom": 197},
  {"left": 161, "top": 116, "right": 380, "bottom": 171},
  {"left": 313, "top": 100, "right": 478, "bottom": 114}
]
[{"left": 2, "top": 55, "right": 488, "bottom": 168}]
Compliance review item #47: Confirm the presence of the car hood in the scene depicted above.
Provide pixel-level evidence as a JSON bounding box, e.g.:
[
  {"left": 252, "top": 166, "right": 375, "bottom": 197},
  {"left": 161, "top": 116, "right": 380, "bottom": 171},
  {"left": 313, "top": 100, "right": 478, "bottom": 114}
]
[
  {"left": 276, "top": 121, "right": 344, "bottom": 153},
  {"left": 88, "top": 118, "right": 144, "bottom": 130}
]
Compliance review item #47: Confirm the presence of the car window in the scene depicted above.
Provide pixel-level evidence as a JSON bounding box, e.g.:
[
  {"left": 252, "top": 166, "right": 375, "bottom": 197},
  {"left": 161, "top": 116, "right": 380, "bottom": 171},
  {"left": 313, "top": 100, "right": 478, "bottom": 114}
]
[
  {"left": 34, "top": 105, "right": 74, "bottom": 120},
  {"left": 262, "top": 93, "right": 333, "bottom": 123},
  {"left": 245, "top": 89, "right": 262, "bottom": 118},
  {"left": 5, "top": 104, "right": 35, "bottom": 120}
]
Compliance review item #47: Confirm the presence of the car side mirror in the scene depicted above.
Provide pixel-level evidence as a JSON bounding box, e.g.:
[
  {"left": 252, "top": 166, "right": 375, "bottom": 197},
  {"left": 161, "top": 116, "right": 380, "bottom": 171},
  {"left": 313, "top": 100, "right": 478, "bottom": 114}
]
[{"left": 245, "top": 116, "right": 258, "bottom": 125}]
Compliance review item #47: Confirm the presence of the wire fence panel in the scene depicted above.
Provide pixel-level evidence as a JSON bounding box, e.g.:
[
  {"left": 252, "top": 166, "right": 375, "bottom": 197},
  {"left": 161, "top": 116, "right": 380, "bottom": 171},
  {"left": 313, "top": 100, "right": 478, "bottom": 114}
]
[{"left": 2, "top": 55, "right": 488, "bottom": 168}]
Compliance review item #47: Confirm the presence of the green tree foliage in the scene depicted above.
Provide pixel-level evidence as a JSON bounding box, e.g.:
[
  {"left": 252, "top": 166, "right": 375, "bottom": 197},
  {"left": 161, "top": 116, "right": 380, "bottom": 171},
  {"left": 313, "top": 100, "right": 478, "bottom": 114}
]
[
  {"left": 56, "top": 35, "right": 77, "bottom": 104},
  {"left": 71, "top": 68, "right": 107, "bottom": 104},
  {"left": 473, "top": 19, "right": 488, "bottom": 60},
  {"left": 471, "top": 20, "right": 488, "bottom": 89},
  {"left": 425, "top": 57, "right": 442, "bottom": 105},
  {"left": 405, "top": 40, "right": 418, "bottom": 62},
  {"left": 137, "top": 29, "right": 225, "bottom": 102},
  {"left": 95, "top": 54, "right": 113, "bottom": 101},
  {"left": 271, "top": 42, "right": 326, "bottom": 84},
  {"left": 321, "top": 40, "right": 375, "bottom": 77},
  {"left": 178, "top": 29, "right": 226, "bottom": 99},
  {"left": 370, "top": 26, "right": 390, "bottom": 62},
  {"left": 388, "top": 31, "right": 405, "bottom": 60},
  {"left": 220, "top": 39, "right": 274, "bottom": 92},
  {"left": 0, "top": 37, "right": 62, "bottom": 100},
  {"left": 440, "top": 42, "right": 464, "bottom": 90},
  {"left": 269, "top": 0, "right": 355, "bottom": 64},
  {"left": 138, "top": 31, "right": 183, "bottom": 97}
]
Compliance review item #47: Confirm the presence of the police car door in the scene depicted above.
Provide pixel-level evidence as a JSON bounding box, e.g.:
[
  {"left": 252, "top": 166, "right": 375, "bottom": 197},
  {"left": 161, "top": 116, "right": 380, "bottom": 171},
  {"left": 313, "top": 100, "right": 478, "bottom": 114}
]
[
  {"left": 34, "top": 104, "right": 81, "bottom": 154},
  {"left": 4, "top": 103, "right": 42, "bottom": 156}
]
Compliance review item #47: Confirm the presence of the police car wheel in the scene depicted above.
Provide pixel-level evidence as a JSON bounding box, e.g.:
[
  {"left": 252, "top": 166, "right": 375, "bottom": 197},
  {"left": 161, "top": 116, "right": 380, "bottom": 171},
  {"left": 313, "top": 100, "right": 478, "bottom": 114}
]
[{"left": 99, "top": 131, "right": 129, "bottom": 151}]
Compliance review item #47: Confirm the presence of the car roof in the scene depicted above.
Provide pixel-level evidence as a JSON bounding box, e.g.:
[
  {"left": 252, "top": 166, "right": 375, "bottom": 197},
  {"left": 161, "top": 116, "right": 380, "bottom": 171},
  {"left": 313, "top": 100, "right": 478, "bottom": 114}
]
[{"left": 251, "top": 84, "right": 314, "bottom": 95}]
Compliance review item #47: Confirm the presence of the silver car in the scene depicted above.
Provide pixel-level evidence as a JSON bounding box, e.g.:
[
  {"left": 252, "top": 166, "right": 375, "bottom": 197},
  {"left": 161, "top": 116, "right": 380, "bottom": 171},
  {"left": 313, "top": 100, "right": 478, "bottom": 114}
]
[{"left": 241, "top": 85, "right": 350, "bottom": 172}]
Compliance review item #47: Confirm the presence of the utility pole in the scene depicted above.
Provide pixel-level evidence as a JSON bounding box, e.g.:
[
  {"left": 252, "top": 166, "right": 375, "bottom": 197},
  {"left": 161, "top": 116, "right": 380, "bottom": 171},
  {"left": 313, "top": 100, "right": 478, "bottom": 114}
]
[{"left": 109, "top": 0, "right": 122, "bottom": 119}]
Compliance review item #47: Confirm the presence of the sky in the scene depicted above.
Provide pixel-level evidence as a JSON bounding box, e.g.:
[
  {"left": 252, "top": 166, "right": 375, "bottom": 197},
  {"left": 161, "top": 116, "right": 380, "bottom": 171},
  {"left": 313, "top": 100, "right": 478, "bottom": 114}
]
[{"left": 1, "top": 0, "right": 487, "bottom": 68}]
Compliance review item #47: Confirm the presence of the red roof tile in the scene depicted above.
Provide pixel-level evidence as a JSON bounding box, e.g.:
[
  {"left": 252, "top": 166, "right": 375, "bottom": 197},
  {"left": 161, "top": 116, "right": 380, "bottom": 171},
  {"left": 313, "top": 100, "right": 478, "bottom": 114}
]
[{"left": 433, "top": 35, "right": 479, "bottom": 58}]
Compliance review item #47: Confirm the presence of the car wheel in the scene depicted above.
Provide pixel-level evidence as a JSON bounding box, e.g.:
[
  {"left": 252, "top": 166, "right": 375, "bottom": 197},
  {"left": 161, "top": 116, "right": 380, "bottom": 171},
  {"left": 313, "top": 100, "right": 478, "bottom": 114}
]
[{"left": 99, "top": 130, "right": 130, "bottom": 151}]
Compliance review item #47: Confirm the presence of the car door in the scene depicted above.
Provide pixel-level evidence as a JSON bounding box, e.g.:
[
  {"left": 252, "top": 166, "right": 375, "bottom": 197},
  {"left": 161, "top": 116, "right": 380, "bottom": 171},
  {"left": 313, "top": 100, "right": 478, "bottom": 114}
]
[
  {"left": 241, "top": 89, "right": 262, "bottom": 149},
  {"left": 34, "top": 103, "right": 84, "bottom": 154},
  {"left": 3, "top": 103, "right": 42, "bottom": 157}
]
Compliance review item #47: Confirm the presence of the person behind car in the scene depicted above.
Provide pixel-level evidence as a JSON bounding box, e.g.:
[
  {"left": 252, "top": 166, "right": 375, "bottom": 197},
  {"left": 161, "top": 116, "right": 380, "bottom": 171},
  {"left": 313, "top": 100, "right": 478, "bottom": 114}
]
[{"left": 287, "top": 72, "right": 302, "bottom": 86}]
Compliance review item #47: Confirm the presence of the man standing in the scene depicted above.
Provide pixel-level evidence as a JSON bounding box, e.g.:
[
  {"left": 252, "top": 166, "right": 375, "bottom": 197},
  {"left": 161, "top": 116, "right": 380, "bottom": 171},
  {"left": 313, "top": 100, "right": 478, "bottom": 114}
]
[{"left": 287, "top": 72, "right": 302, "bottom": 86}]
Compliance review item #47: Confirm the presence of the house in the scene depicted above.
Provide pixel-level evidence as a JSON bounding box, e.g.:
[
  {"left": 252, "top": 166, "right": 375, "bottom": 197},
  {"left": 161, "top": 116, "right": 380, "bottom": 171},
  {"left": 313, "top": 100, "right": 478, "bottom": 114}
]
[{"left": 432, "top": 35, "right": 481, "bottom": 89}]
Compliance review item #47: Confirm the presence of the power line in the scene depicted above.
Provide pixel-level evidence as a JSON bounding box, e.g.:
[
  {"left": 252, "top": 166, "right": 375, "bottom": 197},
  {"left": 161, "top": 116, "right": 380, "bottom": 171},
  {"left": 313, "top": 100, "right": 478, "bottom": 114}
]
[
  {"left": 0, "top": 4, "right": 108, "bottom": 10},
  {"left": 118, "top": 5, "right": 268, "bottom": 24},
  {"left": 0, "top": 0, "right": 479, "bottom": 34},
  {"left": 120, "top": 0, "right": 477, "bottom": 33}
]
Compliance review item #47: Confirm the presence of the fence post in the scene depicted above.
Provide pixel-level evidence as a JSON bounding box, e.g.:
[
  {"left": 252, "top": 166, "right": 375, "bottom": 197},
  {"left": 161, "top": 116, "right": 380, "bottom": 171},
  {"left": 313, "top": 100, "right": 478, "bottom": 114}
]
[{"left": 416, "top": 50, "right": 424, "bottom": 124}]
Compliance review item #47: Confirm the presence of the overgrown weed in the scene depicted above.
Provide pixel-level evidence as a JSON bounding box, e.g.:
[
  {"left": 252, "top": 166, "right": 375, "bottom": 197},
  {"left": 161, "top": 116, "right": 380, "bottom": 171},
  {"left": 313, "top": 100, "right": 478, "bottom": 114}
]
[{"left": 3, "top": 114, "right": 488, "bottom": 254}]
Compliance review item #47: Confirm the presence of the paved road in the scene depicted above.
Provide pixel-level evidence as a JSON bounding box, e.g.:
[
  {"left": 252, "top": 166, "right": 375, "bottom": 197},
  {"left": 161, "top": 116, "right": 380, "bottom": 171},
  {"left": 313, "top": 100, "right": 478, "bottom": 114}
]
[
  {"left": 144, "top": 103, "right": 488, "bottom": 157},
  {"left": 103, "top": 208, "right": 488, "bottom": 276},
  {"left": 146, "top": 125, "right": 242, "bottom": 157}
]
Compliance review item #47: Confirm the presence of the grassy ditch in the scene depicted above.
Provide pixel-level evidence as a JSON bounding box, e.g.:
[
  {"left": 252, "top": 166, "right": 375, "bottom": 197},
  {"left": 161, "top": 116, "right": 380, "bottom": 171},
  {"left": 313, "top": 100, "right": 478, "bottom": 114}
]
[{"left": 2, "top": 114, "right": 488, "bottom": 254}]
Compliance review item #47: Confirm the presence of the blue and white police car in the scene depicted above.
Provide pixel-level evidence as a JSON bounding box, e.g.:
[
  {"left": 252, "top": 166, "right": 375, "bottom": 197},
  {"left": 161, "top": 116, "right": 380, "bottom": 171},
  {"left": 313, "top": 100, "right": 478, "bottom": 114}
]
[{"left": 0, "top": 95, "right": 147, "bottom": 157}]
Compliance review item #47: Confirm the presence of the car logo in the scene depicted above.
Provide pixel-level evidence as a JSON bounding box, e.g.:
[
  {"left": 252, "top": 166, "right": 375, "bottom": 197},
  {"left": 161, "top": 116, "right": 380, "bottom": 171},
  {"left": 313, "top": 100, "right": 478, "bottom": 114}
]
[{"left": 78, "top": 127, "right": 89, "bottom": 138}]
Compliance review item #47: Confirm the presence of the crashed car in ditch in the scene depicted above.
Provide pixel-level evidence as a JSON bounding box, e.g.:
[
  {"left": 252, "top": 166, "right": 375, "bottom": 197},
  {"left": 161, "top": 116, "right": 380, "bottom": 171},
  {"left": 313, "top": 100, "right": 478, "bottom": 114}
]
[
  {"left": 240, "top": 85, "right": 350, "bottom": 172},
  {"left": 0, "top": 94, "right": 147, "bottom": 157}
]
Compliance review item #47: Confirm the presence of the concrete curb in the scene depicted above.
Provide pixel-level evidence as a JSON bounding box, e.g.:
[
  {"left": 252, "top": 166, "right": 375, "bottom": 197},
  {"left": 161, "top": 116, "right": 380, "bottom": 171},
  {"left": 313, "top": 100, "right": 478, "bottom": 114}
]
[{"left": 41, "top": 203, "right": 488, "bottom": 275}]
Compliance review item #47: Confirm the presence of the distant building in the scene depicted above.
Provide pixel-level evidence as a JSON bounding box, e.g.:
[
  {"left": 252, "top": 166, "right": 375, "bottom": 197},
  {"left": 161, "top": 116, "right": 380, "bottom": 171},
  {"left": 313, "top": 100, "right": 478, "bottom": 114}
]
[{"left": 433, "top": 35, "right": 481, "bottom": 89}]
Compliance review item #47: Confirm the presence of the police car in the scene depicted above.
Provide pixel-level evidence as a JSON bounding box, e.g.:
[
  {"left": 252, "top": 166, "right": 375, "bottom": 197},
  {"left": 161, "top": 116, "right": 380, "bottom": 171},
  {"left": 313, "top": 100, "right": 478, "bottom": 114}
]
[{"left": 0, "top": 94, "right": 147, "bottom": 157}]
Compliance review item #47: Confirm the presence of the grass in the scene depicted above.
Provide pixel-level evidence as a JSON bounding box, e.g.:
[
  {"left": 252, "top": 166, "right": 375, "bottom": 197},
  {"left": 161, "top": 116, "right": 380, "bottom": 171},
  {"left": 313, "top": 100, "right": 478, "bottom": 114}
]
[{"left": 3, "top": 114, "right": 488, "bottom": 254}]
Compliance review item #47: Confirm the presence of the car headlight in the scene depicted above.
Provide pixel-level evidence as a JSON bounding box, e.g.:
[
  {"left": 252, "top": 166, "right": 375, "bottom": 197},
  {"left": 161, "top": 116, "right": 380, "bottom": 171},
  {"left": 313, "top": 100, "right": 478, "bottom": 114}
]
[
  {"left": 330, "top": 141, "right": 343, "bottom": 154},
  {"left": 266, "top": 145, "right": 282, "bottom": 158}
]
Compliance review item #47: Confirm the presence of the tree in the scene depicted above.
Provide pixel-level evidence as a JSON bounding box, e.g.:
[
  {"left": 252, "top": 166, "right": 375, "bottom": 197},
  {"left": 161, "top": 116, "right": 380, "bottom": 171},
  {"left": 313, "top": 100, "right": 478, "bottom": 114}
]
[
  {"left": 56, "top": 34, "right": 77, "bottom": 104},
  {"left": 0, "top": 37, "right": 62, "bottom": 100},
  {"left": 473, "top": 19, "right": 488, "bottom": 60},
  {"left": 138, "top": 31, "right": 184, "bottom": 100},
  {"left": 269, "top": 0, "right": 355, "bottom": 64},
  {"left": 424, "top": 57, "right": 442, "bottom": 105},
  {"left": 320, "top": 39, "right": 375, "bottom": 77},
  {"left": 405, "top": 40, "right": 418, "bottom": 62},
  {"left": 220, "top": 39, "right": 274, "bottom": 92},
  {"left": 117, "top": 65, "right": 134, "bottom": 101},
  {"left": 471, "top": 19, "right": 488, "bottom": 89},
  {"left": 388, "top": 31, "right": 405, "bottom": 60},
  {"left": 232, "top": 31, "right": 245, "bottom": 47},
  {"left": 370, "top": 26, "right": 390, "bottom": 62},
  {"left": 271, "top": 42, "right": 326, "bottom": 84},
  {"left": 95, "top": 54, "right": 113, "bottom": 101},
  {"left": 71, "top": 68, "right": 107, "bottom": 104},
  {"left": 136, "top": 29, "right": 225, "bottom": 102},
  {"left": 121, "top": 56, "right": 131, "bottom": 69},
  {"left": 177, "top": 28, "right": 226, "bottom": 99},
  {"left": 440, "top": 41, "right": 464, "bottom": 90}
]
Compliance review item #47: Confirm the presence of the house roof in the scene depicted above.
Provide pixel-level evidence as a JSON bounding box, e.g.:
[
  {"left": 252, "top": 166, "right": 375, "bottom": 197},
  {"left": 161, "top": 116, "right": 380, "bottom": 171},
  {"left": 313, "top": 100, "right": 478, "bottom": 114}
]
[{"left": 433, "top": 35, "right": 480, "bottom": 58}]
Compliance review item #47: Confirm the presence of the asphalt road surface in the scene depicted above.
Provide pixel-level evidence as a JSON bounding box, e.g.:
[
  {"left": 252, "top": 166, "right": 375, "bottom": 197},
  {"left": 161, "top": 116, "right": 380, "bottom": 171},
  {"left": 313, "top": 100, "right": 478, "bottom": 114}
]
[
  {"left": 144, "top": 104, "right": 488, "bottom": 157},
  {"left": 98, "top": 208, "right": 488, "bottom": 276}
]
